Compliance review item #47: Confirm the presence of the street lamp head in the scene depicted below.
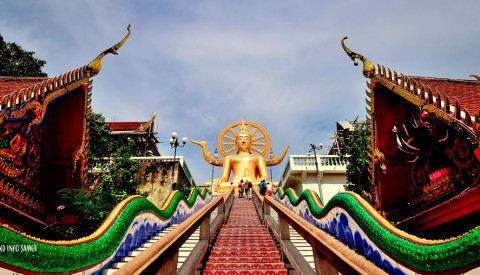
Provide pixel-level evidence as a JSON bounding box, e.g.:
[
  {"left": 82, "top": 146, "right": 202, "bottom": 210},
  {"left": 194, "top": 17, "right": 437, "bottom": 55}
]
[
  {"left": 171, "top": 132, "right": 178, "bottom": 138},
  {"left": 307, "top": 151, "right": 311, "bottom": 156},
  {"left": 182, "top": 137, "right": 188, "bottom": 144},
  {"left": 310, "top": 143, "right": 323, "bottom": 150},
  {"left": 169, "top": 138, "right": 174, "bottom": 145}
]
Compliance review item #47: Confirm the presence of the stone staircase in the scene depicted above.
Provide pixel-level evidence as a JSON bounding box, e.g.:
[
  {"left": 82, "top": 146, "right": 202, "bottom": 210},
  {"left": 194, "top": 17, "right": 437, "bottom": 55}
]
[
  {"left": 101, "top": 224, "right": 200, "bottom": 274},
  {"left": 203, "top": 198, "right": 288, "bottom": 274},
  {"left": 101, "top": 197, "right": 314, "bottom": 274}
]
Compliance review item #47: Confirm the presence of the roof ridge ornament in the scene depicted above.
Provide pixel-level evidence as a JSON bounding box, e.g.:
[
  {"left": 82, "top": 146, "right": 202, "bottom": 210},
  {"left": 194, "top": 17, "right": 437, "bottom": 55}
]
[
  {"left": 470, "top": 74, "right": 480, "bottom": 82},
  {"left": 341, "top": 36, "right": 375, "bottom": 78},
  {"left": 86, "top": 24, "right": 131, "bottom": 77}
]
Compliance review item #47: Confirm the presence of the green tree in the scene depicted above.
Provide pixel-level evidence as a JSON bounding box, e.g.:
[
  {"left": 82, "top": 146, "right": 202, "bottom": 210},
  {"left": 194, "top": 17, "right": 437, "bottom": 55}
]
[
  {"left": 88, "top": 112, "right": 144, "bottom": 170},
  {"left": 0, "top": 34, "right": 47, "bottom": 77},
  {"left": 88, "top": 112, "right": 117, "bottom": 170},
  {"left": 341, "top": 122, "right": 373, "bottom": 196},
  {"left": 109, "top": 144, "right": 142, "bottom": 194},
  {"left": 60, "top": 113, "right": 143, "bottom": 237}
]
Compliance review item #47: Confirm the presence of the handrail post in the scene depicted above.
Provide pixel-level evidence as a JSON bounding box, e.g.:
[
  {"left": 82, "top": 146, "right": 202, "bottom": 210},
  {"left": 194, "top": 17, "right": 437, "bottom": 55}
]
[
  {"left": 252, "top": 189, "right": 263, "bottom": 223},
  {"left": 200, "top": 212, "right": 210, "bottom": 241},
  {"left": 219, "top": 195, "right": 225, "bottom": 225},
  {"left": 156, "top": 247, "right": 179, "bottom": 274},
  {"left": 312, "top": 247, "right": 338, "bottom": 275},
  {"left": 263, "top": 199, "right": 270, "bottom": 225},
  {"left": 225, "top": 189, "right": 234, "bottom": 215},
  {"left": 278, "top": 213, "right": 290, "bottom": 241}
]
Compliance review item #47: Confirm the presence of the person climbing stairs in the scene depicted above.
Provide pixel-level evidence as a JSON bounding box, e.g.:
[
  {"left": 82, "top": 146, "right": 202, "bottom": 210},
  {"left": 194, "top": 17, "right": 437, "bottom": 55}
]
[{"left": 203, "top": 197, "right": 288, "bottom": 274}]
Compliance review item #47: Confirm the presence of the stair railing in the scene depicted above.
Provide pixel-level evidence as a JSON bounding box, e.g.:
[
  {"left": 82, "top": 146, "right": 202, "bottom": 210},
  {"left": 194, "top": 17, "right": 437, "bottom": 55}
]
[
  {"left": 224, "top": 187, "right": 235, "bottom": 219},
  {"left": 253, "top": 189, "right": 386, "bottom": 275},
  {"left": 115, "top": 189, "right": 234, "bottom": 275},
  {"left": 252, "top": 187, "right": 264, "bottom": 223}
]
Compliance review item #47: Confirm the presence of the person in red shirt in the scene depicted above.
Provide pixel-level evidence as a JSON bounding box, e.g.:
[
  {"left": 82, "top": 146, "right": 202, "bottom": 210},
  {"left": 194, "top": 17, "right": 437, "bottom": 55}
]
[{"left": 238, "top": 180, "right": 244, "bottom": 198}]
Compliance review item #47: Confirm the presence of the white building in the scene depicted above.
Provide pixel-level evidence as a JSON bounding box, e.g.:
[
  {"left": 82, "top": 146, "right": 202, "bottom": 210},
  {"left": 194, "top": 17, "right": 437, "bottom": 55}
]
[{"left": 278, "top": 155, "right": 347, "bottom": 205}]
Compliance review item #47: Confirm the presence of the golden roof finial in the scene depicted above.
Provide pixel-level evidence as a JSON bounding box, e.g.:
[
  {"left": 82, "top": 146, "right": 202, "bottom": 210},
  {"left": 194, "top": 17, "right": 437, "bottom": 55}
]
[
  {"left": 341, "top": 36, "right": 375, "bottom": 78},
  {"left": 470, "top": 74, "right": 480, "bottom": 82},
  {"left": 86, "top": 24, "right": 132, "bottom": 77}
]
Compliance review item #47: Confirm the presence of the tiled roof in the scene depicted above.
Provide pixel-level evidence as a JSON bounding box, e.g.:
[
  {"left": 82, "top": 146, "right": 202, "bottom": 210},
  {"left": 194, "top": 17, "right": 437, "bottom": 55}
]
[
  {"left": 0, "top": 76, "right": 48, "bottom": 98},
  {"left": 106, "top": 121, "right": 143, "bottom": 132},
  {"left": 107, "top": 114, "right": 156, "bottom": 133},
  {"left": 370, "top": 65, "right": 480, "bottom": 130},
  {"left": 411, "top": 76, "right": 480, "bottom": 115}
]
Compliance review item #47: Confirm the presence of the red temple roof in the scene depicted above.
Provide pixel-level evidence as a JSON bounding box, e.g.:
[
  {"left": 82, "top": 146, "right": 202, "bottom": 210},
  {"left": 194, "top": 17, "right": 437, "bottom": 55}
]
[
  {"left": 107, "top": 121, "right": 143, "bottom": 132},
  {"left": 0, "top": 76, "right": 48, "bottom": 98},
  {"left": 411, "top": 76, "right": 480, "bottom": 116},
  {"left": 105, "top": 115, "right": 160, "bottom": 156},
  {"left": 106, "top": 113, "right": 156, "bottom": 133}
]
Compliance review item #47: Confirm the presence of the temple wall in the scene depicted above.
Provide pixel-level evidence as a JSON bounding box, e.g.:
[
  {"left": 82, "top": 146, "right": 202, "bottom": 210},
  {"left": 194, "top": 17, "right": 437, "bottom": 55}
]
[
  {"left": 321, "top": 174, "right": 347, "bottom": 204},
  {"left": 293, "top": 174, "right": 346, "bottom": 205},
  {"left": 136, "top": 161, "right": 191, "bottom": 207}
]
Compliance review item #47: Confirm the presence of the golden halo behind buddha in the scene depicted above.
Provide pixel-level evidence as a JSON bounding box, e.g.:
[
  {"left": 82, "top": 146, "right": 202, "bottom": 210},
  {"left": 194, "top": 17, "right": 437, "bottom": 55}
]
[{"left": 217, "top": 121, "right": 271, "bottom": 158}]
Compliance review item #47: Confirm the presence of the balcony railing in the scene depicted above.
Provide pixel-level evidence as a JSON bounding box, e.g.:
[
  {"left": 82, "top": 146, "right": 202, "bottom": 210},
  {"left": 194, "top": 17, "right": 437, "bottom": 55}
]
[
  {"left": 279, "top": 155, "right": 347, "bottom": 185},
  {"left": 292, "top": 155, "right": 348, "bottom": 168}
]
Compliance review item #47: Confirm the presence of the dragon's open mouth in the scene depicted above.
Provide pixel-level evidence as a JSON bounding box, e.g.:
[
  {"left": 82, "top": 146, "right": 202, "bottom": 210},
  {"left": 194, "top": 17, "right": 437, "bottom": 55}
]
[
  {"left": 425, "top": 167, "right": 457, "bottom": 194},
  {"left": 0, "top": 133, "right": 27, "bottom": 179},
  {"left": 0, "top": 155, "right": 25, "bottom": 178},
  {"left": 392, "top": 111, "right": 480, "bottom": 212}
]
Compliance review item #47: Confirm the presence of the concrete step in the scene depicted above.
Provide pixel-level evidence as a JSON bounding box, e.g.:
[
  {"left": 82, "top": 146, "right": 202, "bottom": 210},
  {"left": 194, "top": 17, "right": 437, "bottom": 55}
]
[
  {"left": 102, "top": 224, "right": 200, "bottom": 274},
  {"left": 206, "top": 262, "right": 286, "bottom": 269},
  {"left": 204, "top": 269, "right": 288, "bottom": 274},
  {"left": 102, "top": 269, "right": 117, "bottom": 275},
  {"left": 270, "top": 210, "right": 316, "bottom": 272}
]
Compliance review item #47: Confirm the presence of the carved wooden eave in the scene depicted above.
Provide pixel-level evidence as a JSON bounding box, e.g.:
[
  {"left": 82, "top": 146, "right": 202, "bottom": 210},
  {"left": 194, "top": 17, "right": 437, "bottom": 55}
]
[
  {"left": 0, "top": 25, "right": 131, "bottom": 134},
  {"left": 343, "top": 37, "right": 480, "bottom": 230},
  {"left": 342, "top": 36, "right": 480, "bottom": 172},
  {"left": 371, "top": 66, "right": 479, "bottom": 145},
  {"left": 0, "top": 25, "right": 131, "bottom": 226}
]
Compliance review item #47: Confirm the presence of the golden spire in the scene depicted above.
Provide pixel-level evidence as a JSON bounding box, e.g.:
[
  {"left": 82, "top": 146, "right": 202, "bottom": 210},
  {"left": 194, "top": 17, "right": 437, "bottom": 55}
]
[
  {"left": 86, "top": 24, "right": 132, "bottom": 77},
  {"left": 341, "top": 36, "right": 375, "bottom": 78}
]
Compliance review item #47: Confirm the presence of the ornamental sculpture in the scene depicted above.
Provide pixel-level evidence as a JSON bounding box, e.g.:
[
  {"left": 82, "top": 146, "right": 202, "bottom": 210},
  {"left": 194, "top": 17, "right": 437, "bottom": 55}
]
[{"left": 192, "top": 120, "right": 290, "bottom": 193}]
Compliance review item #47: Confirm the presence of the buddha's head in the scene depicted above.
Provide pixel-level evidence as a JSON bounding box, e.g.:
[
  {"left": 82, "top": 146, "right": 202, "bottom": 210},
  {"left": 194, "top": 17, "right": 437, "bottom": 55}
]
[{"left": 236, "top": 121, "right": 252, "bottom": 153}]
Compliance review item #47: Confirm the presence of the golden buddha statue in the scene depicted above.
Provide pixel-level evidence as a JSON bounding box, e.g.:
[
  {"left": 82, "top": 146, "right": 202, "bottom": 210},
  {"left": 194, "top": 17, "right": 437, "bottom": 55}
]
[
  {"left": 219, "top": 121, "right": 268, "bottom": 184},
  {"left": 192, "top": 120, "right": 290, "bottom": 193}
]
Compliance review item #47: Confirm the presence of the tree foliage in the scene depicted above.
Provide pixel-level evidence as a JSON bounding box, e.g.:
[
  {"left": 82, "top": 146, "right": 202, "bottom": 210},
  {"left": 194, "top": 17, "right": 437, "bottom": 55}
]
[
  {"left": 59, "top": 112, "right": 143, "bottom": 237},
  {"left": 0, "top": 34, "right": 47, "bottom": 77},
  {"left": 88, "top": 112, "right": 145, "bottom": 169},
  {"left": 341, "top": 122, "right": 373, "bottom": 195}
]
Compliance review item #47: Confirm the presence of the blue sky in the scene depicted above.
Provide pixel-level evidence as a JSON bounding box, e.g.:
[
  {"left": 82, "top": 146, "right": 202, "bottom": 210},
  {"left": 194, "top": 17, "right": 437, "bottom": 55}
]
[{"left": 1, "top": 1, "right": 480, "bottom": 184}]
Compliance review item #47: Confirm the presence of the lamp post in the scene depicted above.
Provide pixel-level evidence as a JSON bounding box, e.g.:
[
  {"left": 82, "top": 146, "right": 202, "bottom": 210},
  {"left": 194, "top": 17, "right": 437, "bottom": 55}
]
[
  {"left": 169, "top": 132, "right": 188, "bottom": 193},
  {"left": 269, "top": 148, "right": 274, "bottom": 181},
  {"left": 309, "top": 143, "right": 323, "bottom": 201},
  {"left": 211, "top": 148, "right": 218, "bottom": 194}
]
